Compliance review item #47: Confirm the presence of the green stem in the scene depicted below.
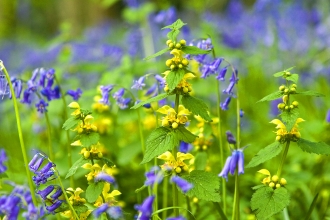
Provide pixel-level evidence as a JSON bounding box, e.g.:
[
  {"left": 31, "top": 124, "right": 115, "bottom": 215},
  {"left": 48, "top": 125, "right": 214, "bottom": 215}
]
[
  {"left": 277, "top": 141, "right": 291, "bottom": 177},
  {"left": 232, "top": 171, "right": 240, "bottom": 220},
  {"left": 152, "top": 172, "right": 161, "bottom": 220},
  {"left": 44, "top": 112, "right": 54, "bottom": 161},
  {"left": 186, "top": 196, "right": 192, "bottom": 220},
  {"left": 162, "top": 176, "right": 168, "bottom": 219},
  {"left": 172, "top": 93, "right": 180, "bottom": 216},
  {"left": 213, "top": 202, "right": 228, "bottom": 220},
  {"left": 54, "top": 76, "right": 74, "bottom": 188},
  {"left": 0, "top": 62, "right": 38, "bottom": 205},
  {"left": 54, "top": 169, "right": 79, "bottom": 220}
]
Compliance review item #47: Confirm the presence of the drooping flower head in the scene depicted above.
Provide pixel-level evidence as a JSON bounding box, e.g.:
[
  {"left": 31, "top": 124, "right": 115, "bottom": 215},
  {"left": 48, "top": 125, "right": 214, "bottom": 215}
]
[
  {"left": 135, "top": 195, "right": 155, "bottom": 220},
  {"left": 144, "top": 166, "right": 164, "bottom": 187},
  {"left": 99, "top": 85, "right": 114, "bottom": 105},
  {"left": 131, "top": 76, "right": 146, "bottom": 90},
  {"left": 35, "top": 99, "right": 49, "bottom": 113},
  {"left": 67, "top": 88, "right": 83, "bottom": 101},
  {"left": 218, "top": 149, "right": 245, "bottom": 181},
  {"left": 171, "top": 175, "right": 193, "bottom": 193}
]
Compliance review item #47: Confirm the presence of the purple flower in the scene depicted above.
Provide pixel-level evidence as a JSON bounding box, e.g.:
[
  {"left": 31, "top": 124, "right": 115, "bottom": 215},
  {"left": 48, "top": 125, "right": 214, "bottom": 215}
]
[
  {"left": 107, "top": 206, "right": 123, "bottom": 219},
  {"left": 99, "top": 85, "right": 114, "bottom": 105},
  {"left": 240, "top": 109, "right": 244, "bottom": 118},
  {"left": 38, "top": 162, "right": 55, "bottom": 175},
  {"left": 144, "top": 166, "right": 163, "bottom": 187},
  {"left": 154, "top": 74, "right": 165, "bottom": 87},
  {"left": 46, "top": 200, "right": 63, "bottom": 213},
  {"left": 145, "top": 84, "right": 157, "bottom": 96},
  {"left": 116, "top": 97, "right": 131, "bottom": 109},
  {"left": 171, "top": 176, "right": 193, "bottom": 193},
  {"left": 0, "top": 149, "right": 8, "bottom": 173},
  {"left": 113, "top": 88, "right": 125, "bottom": 100},
  {"left": 67, "top": 88, "right": 83, "bottom": 101},
  {"left": 179, "top": 141, "right": 193, "bottom": 153},
  {"left": 216, "top": 67, "right": 227, "bottom": 81},
  {"left": 218, "top": 149, "right": 244, "bottom": 181},
  {"left": 35, "top": 99, "right": 49, "bottom": 113},
  {"left": 223, "top": 81, "right": 235, "bottom": 95},
  {"left": 94, "top": 203, "right": 109, "bottom": 217},
  {"left": 0, "top": 75, "right": 9, "bottom": 97},
  {"left": 50, "top": 187, "right": 63, "bottom": 200},
  {"left": 9, "top": 77, "right": 23, "bottom": 99},
  {"left": 21, "top": 90, "right": 33, "bottom": 104},
  {"left": 95, "top": 172, "right": 115, "bottom": 184},
  {"left": 131, "top": 76, "right": 146, "bottom": 90},
  {"left": 32, "top": 171, "right": 55, "bottom": 186},
  {"left": 135, "top": 196, "right": 155, "bottom": 220},
  {"left": 37, "top": 185, "right": 55, "bottom": 200},
  {"left": 220, "top": 97, "right": 231, "bottom": 111},
  {"left": 226, "top": 131, "right": 236, "bottom": 144},
  {"left": 326, "top": 109, "right": 330, "bottom": 123},
  {"left": 166, "top": 216, "right": 187, "bottom": 220},
  {"left": 29, "top": 155, "right": 45, "bottom": 173}
]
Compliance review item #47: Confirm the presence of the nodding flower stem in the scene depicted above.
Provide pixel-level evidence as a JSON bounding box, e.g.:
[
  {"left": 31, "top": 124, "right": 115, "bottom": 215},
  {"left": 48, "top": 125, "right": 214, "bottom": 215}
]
[
  {"left": 0, "top": 61, "right": 38, "bottom": 205},
  {"left": 54, "top": 76, "right": 74, "bottom": 188}
]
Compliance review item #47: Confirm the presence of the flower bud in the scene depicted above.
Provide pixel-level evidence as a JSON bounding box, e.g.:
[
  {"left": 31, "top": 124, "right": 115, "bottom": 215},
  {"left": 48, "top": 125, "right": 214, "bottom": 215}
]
[
  {"left": 178, "top": 64, "right": 183, "bottom": 68},
  {"left": 182, "top": 59, "right": 189, "bottom": 66},
  {"left": 290, "top": 105, "right": 294, "bottom": 109},
  {"left": 277, "top": 103, "right": 285, "bottom": 109},
  {"left": 283, "top": 95, "right": 288, "bottom": 104},
  {"left": 193, "top": 197, "right": 198, "bottom": 203},
  {"left": 202, "top": 145, "right": 208, "bottom": 150},
  {"left": 290, "top": 87, "right": 296, "bottom": 93},
  {"left": 285, "top": 71, "right": 291, "bottom": 76},
  {"left": 269, "top": 182, "right": 275, "bottom": 188},
  {"left": 166, "top": 59, "right": 172, "bottom": 67},
  {"left": 168, "top": 43, "right": 174, "bottom": 48},
  {"left": 183, "top": 87, "right": 189, "bottom": 93},
  {"left": 97, "top": 152, "right": 103, "bottom": 158},
  {"left": 166, "top": 40, "right": 172, "bottom": 45},
  {"left": 292, "top": 101, "right": 298, "bottom": 107},
  {"left": 285, "top": 106, "right": 289, "bottom": 110},
  {"left": 183, "top": 165, "right": 189, "bottom": 172},
  {"left": 172, "top": 122, "right": 178, "bottom": 129},
  {"left": 83, "top": 151, "right": 90, "bottom": 159},
  {"left": 280, "top": 178, "right": 287, "bottom": 185},
  {"left": 279, "top": 85, "right": 285, "bottom": 91},
  {"left": 292, "top": 84, "right": 297, "bottom": 88},
  {"left": 175, "top": 43, "right": 181, "bottom": 49},
  {"left": 272, "top": 175, "right": 279, "bottom": 182},
  {"left": 276, "top": 136, "right": 281, "bottom": 141},
  {"left": 180, "top": 39, "right": 186, "bottom": 45},
  {"left": 170, "top": 64, "right": 175, "bottom": 70},
  {"left": 87, "top": 175, "right": 93, "bottom": 182},
  {"left": 276, "top": 183, "right": 281, "bottom": 189},
  {"left": 164, "top": 86, "right": 169, "bottom": 92},
  {"left": 68, "top": 102, "right": 80, "bottom": 109},
  {"left": 284, "top": 88, "right": 289, "bottom": 93},
  {"left": 162, "top": 119, "right": 169, "bottom": 127},
  {"left": 188, "top": 86, "right": 192, "bottom": 92},
  {"left": 175, "top": 167, "right": 182, "bottom": 173}
]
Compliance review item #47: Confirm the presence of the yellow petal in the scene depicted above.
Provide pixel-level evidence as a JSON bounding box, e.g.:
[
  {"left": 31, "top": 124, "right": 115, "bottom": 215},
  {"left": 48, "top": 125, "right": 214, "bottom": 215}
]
[
  {"left": 183, "top": 73, "right": 196, "bottom": 80},
  {"left": 258, "top": 169, "right": 271, "bottom": 176},
  {"left": 170, "top": 49, "right": 183, "bottom": 58},
  {"left": 157, "top": 105, "right": 175, "bottom": 115},
  {"left": 178, "top": 105, "right": 190, "bottom": 116},
  {"left": 177, "top": 152, "right": 194, "bottom": 161},
  {"left": 157, "top": 151, "right": 173, "bottom": 161},
  {"left": 81, "top": 163, "right": 92, "bottom": 170},
  {"left": 68, "top": 102, "right": 80, "bottom": 109},
  {"left": 295, "top": 118, "right": 305, "bottom": 124},
  {"left": 71, "top": 140, "right": 82, "bottom": 147},
  {"left": 109, "top": 189, "right": 121, "bottom": 197}
]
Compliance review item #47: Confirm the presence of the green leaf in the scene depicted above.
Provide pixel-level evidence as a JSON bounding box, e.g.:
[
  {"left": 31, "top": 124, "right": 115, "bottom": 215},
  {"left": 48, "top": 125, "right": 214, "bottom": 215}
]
[
  {"left": 251, "top": 186, "right": 290, "bottom": 220},
  {"left": 181, "top": 46, "right": 211, "bottom": 55},
  {"left": 144, "top": 48, "right": 170, "bottom": 61},
  {"left": 257, "top": 91, "right": 283, "bottom": 102},
  {"left": 162, "top": 19, "right": 186, "bottom": 30},
  {"left": 73, "top": 204, "right": 88, "bottom": 215},
  {"left": 297, "top": 138, "right": 330, "bottom": 155},
  {"left": 280, "top": 109, "right": 299, "bottom": 132},
  {"left": 195, "top": 152, "right": 208, "bottom": 170},
  {"left": 273, "top": 67, "right": 295, "bottom": 77},
  {"left": 252, "top": 185, "right": 266, "bottom": 190},
  {"left": 65, "top": 157, "right": 86, "bottom": 179},
  {"left": 246, "top": 142, "right": 283, "bottom": 168},
  {"left": 62, "top": 117, "right": 80, "bottom": 130},
  {"left": 295, "top": 91, "right": 325, "bottom": 97},
  {"left": 0, "top": 173, "right": 8, "bottom": 178},
  {"left": 286, "top": 74, "right": 299, "bottom": 83},
  {"left": 130, "top": 93, "right": 169, "bottom": 109},
  {"left": 167, "top": 29, "right": 180, "bottom": 43},
  {"left": 98, "top": 157, "right": 115, "bottom": 167},
  {"left": 166, "top": 69, "right": 185, "bottom": 91},
  {"left": 80, "top": 132, "right": 100, "bottom": 147},
  {"left": 181, "top": 95, "right": 212, "bottom": 122},
  {"left": 182, "top": 170, "right": 220, "bottom": 202},
  {"left": 175, "top": 125, "right": 197, "bottom": 143},
  {"left": 141, "top": 127, "right": 179, "bottom": 164},
  {"left": 86, "top": 182, "right": 105, "bottom": 203}
]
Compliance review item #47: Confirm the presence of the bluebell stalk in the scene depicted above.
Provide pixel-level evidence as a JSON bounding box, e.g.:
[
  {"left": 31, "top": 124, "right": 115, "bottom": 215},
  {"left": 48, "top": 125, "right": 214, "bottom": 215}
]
[
  {"left": 135, "top": 195, "right": 155, "bottom": 220},
  {"left": 170, "top": 176, "right": 193, "bottom": 193},
  {"left": 218, "top": 149, "right": 244, "bottom": 181},
  {"left": 66, "top": 88, "right": 83, "bottom": 101}
]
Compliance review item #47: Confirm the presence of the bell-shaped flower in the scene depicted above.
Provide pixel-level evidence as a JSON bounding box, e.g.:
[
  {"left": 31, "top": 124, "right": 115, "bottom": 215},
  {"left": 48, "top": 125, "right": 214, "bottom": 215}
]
[
  {"left": 218, "top": 149, "right": 244, "bottom": 181},
  {"left": 171, "top": 176, "right": 193, "bottom": 193}
]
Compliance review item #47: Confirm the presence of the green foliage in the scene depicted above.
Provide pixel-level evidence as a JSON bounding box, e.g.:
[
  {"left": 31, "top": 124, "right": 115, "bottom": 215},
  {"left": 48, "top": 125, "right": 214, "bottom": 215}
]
[
  {"left": 251, "top": 186, "right": 290, "bottom": 220},
  {"left": 181, "top": 95, "right": 212, "bottom": 122},
  {"left": 295, "top": 91, "right": 325, "bottom": 97},
  {"left": 166, "top": 69, "right": 185, "bottom": 91},
  {"left": 273, "top": 67, "right": 295, "bottom": 77},
  {"left": 65, "top": 156, "right": 86, "bottom": 179},
  {"left": 130, "top": 93, "right": 169, "bottom": 109},
  {"left": 181, "top": 46, "right": 211, "bottom": 55},
  {"left": 297, "top": 138, "right": 330, "bottom": 155},
  {"left": 162, "top": 19, "right": 186, "bottom": 42},
  {"left": 286, "top": 74, "right": 299, "bottom": 83},
  {"left": 62, "top": 117, "right": 80, "bottom": 130},
  {"left": 80, "top": 132, "right": 100, "bottom": 147},
  {"left": 98, "top": 157, "right": 115, "bottom": 167},
  {"left": 257, "top": 91, "right": 283, "bottom": 102},
  {"left": 86, "top": 182, "right": 105, "bottom": 203},
  {"left": 141, "top": 126, "right": 196, "bottom": 164},
  {"left": 280, "top": 109, "right": 299, "bottom": 132},
  {"left": 182, "top": 170, "right": 221, "bottom": 202},
  {"left": 0, "top": 173, "right": 8, "bottom": 178},
  {"left": 194, "top": 152, "right": 208, "bottom": 170},
  {"left": 73, "top": 204, "right": 89, "bottom": 215},
  {"left": 141, "top": 127, "right": 179, "bottom": 164},
  {"left": 246, "top": 142, "right": 283, "bottom": 168},
  {"left": 144, "top": 48, "right": 170, "bottom": 61}
]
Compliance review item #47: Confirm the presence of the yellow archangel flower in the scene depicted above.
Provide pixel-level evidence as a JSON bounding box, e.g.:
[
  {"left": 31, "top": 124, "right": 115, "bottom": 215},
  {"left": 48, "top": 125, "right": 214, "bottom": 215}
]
[
  {"left": 66, "top": 187, "right": 86, "bottom": 204},
  {"left": 270, "top": 118, "right": 305, "bottom": 141},
  {"left": 94, "top": 182, "right": 121, "bottom": 207},
  {"left": 157, "top": 151, "right": 194, "bottom": 172},
  {"left": 82, "top": 163, "right": 117, "bottom": 182},
  {"left": 68, "top": 102, "right": 81, "bottom": 116},
  {"left": 157, "top": 105, "right": 191, "bottom": 128}
]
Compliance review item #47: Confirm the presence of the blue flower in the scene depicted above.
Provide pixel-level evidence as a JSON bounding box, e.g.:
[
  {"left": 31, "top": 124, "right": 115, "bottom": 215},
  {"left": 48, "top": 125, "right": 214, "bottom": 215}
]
[
  {"left": 0, "top": 149, "right": 8, "bottom": 173},
  {"left": 216, "top": 67, "right": 228, "bottom": 81},
  {"left": 29, "top": 154, "right": 45, "bottom": 172},
  {"left": 179, "top": 141, "right": 193, "bottom": 153},
  {"left": 94, "top": 203, "right": 109, "bottom": 217},
  {"left": 220, "top": 97, "right": 231, "bottom": 111},
  {"left": 50, "top": 187, "right": 63, "bottom": 200},
  {"left": 107, "top": 206, "right": 123, "bottom": 219},
  {"left": 225, "top": 130, "right": 236, "bottom": 144},
  {"left": 116, "top": 97, "right": 131, "bottom": 109},
  {"left": 144, "top": 166, "right": 163, "bottom": 187},
  {"left": 135, "top": 195, "right": 155, "bottom": 220},
  {"left": 145, "top": 84, "right": 157, "bottom": 96},
  {"left": 99, "top": 85, "right": 114, "bottom": 105},
  {"left": 154, "top": 74, "right": 165, "bottom": 87},
  {"left": 0, "top": 74, "right": 9, "bottom": 97},
  {"left": 37, "top": 185, "right": 55, "bottom": 200},
  {"left": 9, "top": 77, "right": 23, "bottom": 99},
  {"left": 218, "top": 149, "right": 244, "bottom": 181},
  {"left": 131, "top": 76, "right": 146, "bottom": 90},
  {"left": 95, "top": 172, "right": 116, "bottom": 184},
  {"left": 326, "top": 109, "right": 330, "bottom": 123},
  {"left": 113, "top": 88, "right": 125, "bottom": 100},
  {"left": 171, "top": 176, "right": 193, "bottom": 193},
  {"left": 67, "top": 88, "right": 83, "bottom": 101},
  {"left": 45, "top": 200, "right": 63, "bottom": 213},
  {"left": 35, "top": 99, "right": 49, "bottom": 113}
]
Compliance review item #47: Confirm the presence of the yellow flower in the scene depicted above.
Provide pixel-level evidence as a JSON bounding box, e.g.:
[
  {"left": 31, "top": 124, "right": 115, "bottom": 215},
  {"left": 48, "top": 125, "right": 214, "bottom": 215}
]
[
  {"left": 66, "top": 187, "right": 86, "bottom": 204},
  {"left": 94, "top": 183, "right": 121, "bottom": 207},
  {"left": 69, "top": 101, "right": 81, "bottom": 116},
  {"left": 81, "top": 163, "right": 102, "bottom": 181},
  {"left": 258, "top": 169, "right": 271, "bottom": 185},
  {"left": 170, "top": 48, "right": 184, "bottom": 59},
  {"left": 157, "top": 105, "right": 190, "bottom": 127},
  {"left": 157, "top": 151, "right": 194, "bottom": 172},
  {"left": 270, "top": 118, "right": 304, "bottom": 141},
  {"left": 71, "top": 140, "right": 82, "bottom": 147}
]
